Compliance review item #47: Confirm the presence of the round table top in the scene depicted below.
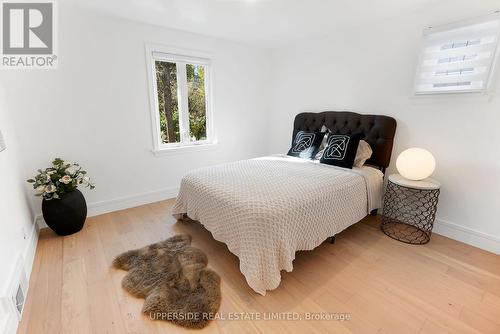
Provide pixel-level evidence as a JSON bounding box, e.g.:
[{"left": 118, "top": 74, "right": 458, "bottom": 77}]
[{"left": 388, "top": 174, "right": 441, "bottom": 190}]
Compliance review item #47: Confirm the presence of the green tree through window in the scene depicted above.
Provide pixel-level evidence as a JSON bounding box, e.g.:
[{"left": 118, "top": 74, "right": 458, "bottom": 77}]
[
  {"left": 187, "top": 64, "right": 207, "bottom": 141},
  {"left": 155, "top": 61, "right": 208, "bottom": 144},
  {"left": 155, "top": 61, "right": 180, "bottom": 143}
]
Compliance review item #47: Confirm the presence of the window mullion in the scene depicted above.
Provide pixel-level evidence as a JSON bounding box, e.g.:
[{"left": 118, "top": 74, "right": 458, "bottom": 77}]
[{"left": 176, "top": 62, "right": 190, "bottom": 144}]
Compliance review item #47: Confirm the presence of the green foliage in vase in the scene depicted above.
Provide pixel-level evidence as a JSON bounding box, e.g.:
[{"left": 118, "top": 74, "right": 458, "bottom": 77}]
[{"left": 27, "top": 158, "right": 95, "bottom": 200}]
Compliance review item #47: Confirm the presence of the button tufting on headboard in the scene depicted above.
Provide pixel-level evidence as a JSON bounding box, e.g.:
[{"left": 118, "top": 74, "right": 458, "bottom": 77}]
[{"left": 292, "top": 111, "right": 397, "bottom": 169}]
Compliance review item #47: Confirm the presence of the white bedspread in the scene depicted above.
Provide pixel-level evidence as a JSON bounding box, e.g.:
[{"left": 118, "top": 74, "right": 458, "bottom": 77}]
[{"left": 172, "top": 155, "right": 383, "bottom": 295}]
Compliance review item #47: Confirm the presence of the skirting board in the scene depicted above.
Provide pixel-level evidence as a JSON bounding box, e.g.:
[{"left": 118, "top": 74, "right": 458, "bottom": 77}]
[
  {"left": 0, "top": 315, "right": 17, "bottom": 334},
  {"left": 23, "top": 218, "right": 39, "bottom": 278},
  {"left": 0, "top": 216, "right": 39, "bottom": 334},
  {"left": 433, "top": 218, "right": 500, "bottom": 255},
  {"left": 34, "top": 188, "right": 500, "bottom": 255},
  {"left": 37, "top": 186, "right": 179, "bottom": 229}
]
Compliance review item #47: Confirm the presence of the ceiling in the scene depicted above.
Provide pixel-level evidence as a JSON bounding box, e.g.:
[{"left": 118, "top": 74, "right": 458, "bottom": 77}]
[{"left": 66, "top": 0, "right": 499, "bottom": 47}]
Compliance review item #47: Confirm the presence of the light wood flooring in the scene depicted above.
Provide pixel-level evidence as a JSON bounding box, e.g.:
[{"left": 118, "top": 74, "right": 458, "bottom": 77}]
[{"left": 17, "top": 199, "right": 500, "bottom": 334}]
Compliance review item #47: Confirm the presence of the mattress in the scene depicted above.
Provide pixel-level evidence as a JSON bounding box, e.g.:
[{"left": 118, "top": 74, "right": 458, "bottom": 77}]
[{"left": 172, "top": 154, "right": 383, "bottom": 295}]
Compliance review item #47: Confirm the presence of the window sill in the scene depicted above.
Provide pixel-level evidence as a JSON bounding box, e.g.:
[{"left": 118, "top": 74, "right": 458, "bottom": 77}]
[{"left": 152, "top": 142, "right": 218, "bottom": 157}]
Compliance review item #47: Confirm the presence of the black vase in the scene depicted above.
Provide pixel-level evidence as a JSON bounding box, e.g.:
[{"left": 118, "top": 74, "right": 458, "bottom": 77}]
[{"left": 42, "top": 189, "right": 87, "bottom": 236}]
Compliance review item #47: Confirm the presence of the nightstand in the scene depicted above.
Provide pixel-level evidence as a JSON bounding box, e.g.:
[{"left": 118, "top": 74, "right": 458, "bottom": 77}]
[{"left": 381, "top": 174, "right": 440, "bottom": 244}]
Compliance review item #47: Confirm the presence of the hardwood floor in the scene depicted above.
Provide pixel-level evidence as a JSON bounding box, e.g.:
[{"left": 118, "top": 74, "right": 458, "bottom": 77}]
[{"left": 18, "top": 199, "right": 500, "bottom": 334}]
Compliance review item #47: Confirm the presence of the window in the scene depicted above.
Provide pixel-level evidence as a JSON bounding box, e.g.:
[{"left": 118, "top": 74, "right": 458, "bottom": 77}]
[
  {"left": 414, "top": 14, "right": 500, "bottom": 94},
  {"left": 146, "top": 46, "right": 213, "bottom": 152}
]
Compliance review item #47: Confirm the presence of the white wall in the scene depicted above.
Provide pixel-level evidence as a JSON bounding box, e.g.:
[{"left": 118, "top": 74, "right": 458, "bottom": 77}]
[
  {"left": 2, "top": 5, "right": 270, "bottom": 216},
  {"left": 2, "top": 2, "right": 499, "bottom": 256},
  {"left": 0, "top": 81, "right": 38, "bottom": 334},
  {"left": 268, "top": 3, "right": 500, "bottom": 252}
]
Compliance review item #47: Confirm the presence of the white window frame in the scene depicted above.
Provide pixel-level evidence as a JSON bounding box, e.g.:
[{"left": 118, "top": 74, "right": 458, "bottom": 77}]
[
  {"left": 145, "top": 44, "right": 215, "bottom": 155},
  {"left": 414, "top": 12, "right": 500, "bottom": 95}
]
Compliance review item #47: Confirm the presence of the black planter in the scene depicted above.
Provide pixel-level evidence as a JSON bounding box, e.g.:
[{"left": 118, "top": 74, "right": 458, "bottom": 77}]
[{"left": 42, "top": 189, "right": 87, "bottom": 236}]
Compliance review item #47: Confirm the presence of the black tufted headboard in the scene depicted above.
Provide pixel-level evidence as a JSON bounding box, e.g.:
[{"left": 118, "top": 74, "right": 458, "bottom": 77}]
[{"left": 292, "top": 111, "right": 397, "bottom": 170}]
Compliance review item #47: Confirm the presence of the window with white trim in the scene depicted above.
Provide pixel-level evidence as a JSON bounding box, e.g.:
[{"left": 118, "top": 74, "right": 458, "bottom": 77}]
[
  {"left": 415, "top": 14, "right": 500, "bottom": 94},
  {"left": 147, "top": 49, "right": 213, "bottom": 150}
]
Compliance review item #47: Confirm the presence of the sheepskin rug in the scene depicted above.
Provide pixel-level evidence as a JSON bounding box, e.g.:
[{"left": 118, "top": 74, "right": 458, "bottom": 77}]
[{"left": 112, "top": 234, "right": 221, "bottom": 329}]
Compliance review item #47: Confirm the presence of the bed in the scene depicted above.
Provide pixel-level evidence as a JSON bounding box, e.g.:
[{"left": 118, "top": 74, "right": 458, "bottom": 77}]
[{"left": 172, "top": 111, "right": 397, "bottom": 295}]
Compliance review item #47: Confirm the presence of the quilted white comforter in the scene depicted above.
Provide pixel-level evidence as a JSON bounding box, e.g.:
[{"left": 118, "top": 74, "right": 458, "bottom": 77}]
[{"left": 172, "top": 155, "right": 383, "bottom": 295}]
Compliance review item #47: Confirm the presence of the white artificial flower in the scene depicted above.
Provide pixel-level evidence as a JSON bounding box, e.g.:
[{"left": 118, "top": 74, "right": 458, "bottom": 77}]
[
  {"left": 45, "top": 184, "right": 57, "bottom": 193},
  {"left": 59, "top": 175, "right": 72, "bottom": 184},
  {"left": 35, "top": 185, "right": 45, "bottom": 195},
  {"left": 65, "top": 167, "right": 76, "bottom": 176},
  {"left": 83, "top": 176, "right": 93, "bottom": 186}
]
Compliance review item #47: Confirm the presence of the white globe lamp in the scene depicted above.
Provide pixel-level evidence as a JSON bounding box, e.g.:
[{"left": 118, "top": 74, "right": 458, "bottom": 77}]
[{"left": 396, "top": 148, "right": 436, "bottom": 181}]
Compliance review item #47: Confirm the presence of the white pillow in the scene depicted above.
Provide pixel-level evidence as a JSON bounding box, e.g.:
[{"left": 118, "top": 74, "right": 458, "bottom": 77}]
[
  {"left": 318, "top": 125, "right": 329, "bottom": 148},
  {"left": 313, "top": 125, "right": 330, "bottom": 159},
  {"left": 353, "top": 140, "right": 373, "bottom": 167}
]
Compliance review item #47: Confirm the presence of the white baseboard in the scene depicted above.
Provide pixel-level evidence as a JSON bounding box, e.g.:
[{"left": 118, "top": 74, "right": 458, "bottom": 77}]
[
  {"left": 32, "top": 188, "right": 500, "bottom": 256},
  {"left": 37, "top": 186, "right": 179, "bottom": 229},
  {"left": 433, "top": 218, "right": 500, "bottom": 255},
  {"left": 0, "top": 216, "right": 39, "bottom": 334},
  {"left": 0, "top": 314, "right": 17, "bottom": 334},
  {"left": 86, "top": 186, "right": 179, "bottom": 217},
  {"left": 23, "top": 218, "right": 39, "bottom": 278}
]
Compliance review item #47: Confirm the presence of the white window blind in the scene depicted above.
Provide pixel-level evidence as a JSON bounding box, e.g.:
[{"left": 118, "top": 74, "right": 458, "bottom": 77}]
[{"left": 415, "top": 15, "right": 500, "bottom": 94}]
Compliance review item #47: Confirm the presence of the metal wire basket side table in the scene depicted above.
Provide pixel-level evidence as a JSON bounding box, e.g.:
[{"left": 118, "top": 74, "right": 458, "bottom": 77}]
[{"left": 381, "top": 174, "right": 440, "bottom": 245}]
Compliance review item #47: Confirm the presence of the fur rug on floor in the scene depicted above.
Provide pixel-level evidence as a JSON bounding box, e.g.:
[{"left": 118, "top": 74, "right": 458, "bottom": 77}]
[{"left": 112, "top": 234, "right": 221, "bottom": 329}]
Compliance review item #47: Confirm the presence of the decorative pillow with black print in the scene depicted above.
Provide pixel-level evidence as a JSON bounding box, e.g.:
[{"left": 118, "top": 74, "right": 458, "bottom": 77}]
[
  {"left": 287, "top": 131, "right": 326, "bottom": 159},
  {"left": 319, "top": 133, "right": 362, "bottom": 169}
]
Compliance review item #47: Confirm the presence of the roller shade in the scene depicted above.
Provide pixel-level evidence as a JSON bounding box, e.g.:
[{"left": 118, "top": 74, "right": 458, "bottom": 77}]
[{"left": 415, "top": 15, "right": 500, "bottom": 94}]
